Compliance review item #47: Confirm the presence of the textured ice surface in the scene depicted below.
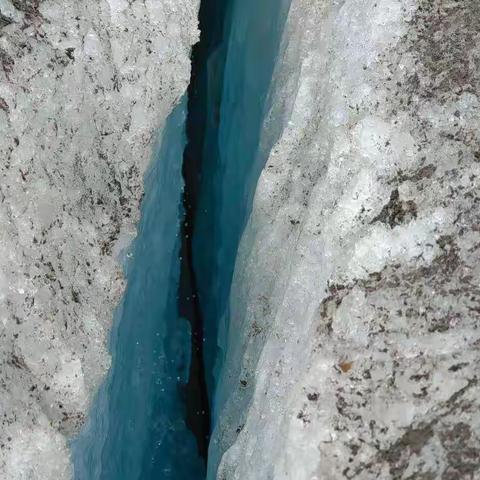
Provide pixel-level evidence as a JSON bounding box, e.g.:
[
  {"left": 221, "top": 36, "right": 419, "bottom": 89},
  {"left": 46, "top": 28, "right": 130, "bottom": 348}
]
[
  {"left": 0, "top": 0, "right": 198, "bottom": 478},
  {"left": 72, "top": 99, "right": 205, "bottom": 480},
  {"left": 212, "top": 0, "right": 480, "bottom": 478}
]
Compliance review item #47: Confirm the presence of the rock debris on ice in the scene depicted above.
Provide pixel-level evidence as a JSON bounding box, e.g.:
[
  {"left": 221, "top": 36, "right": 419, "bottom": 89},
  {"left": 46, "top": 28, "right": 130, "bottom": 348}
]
[
  {"left": 0, "top": 0, "right": 198, "bottom": 478},
  {"left": 211, "top": 1, "right": 480, "bottom": 479}
]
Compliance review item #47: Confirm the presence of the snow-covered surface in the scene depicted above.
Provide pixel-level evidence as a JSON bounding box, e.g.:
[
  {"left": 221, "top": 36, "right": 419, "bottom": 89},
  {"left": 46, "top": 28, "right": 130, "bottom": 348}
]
[
  {"left": 212, "top": 0, "right": 480, "bottom": 478},
  {"left": 0, "top": 0, "right": 198, "bottom": 478}
]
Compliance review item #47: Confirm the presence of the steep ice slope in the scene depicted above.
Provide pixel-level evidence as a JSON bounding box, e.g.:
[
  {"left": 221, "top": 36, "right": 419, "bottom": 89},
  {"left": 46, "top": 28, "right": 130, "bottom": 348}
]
[
  {"left": 213, "top": 0, "right": 480, "bottom": 478},
  {"left": 72, "top": 99, "right": 206, "bottom": 480},
  {"left": 192, "top": 0, "right": 291, "bottom": 404},
  {"left": 0, "top": 1, "right": 198, "bottom": 478}
]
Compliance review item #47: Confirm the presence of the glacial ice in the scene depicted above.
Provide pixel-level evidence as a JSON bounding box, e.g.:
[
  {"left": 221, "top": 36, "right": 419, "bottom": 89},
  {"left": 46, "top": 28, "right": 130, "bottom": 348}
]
[
  {"left": 2, "top": 0, "right": 479, "bottom": 478},
  {"left": 209, "top": 0, "right": 480, "bottom": 478},
  {"left": 72, "top": 99, "right": 205, "bottom": 480},
  {"left": 0, "top": 0, "right": 199, "bottom": 477}
]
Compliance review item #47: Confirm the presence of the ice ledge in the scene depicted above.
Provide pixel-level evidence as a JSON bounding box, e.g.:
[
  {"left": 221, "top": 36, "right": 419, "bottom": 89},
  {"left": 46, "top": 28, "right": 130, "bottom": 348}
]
[
  {"left": 212, "top": 0, "right": 480, "bottom": 478},
  {"left": 0, "top": 0, "right": 198, "bottom": 478}
]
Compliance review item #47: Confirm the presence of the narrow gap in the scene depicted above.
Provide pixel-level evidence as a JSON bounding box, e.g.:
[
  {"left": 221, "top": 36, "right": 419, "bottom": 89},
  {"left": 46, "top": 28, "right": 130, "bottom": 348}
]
[{"left": 178, "top": 0, "right": 230, "bottom": 462}]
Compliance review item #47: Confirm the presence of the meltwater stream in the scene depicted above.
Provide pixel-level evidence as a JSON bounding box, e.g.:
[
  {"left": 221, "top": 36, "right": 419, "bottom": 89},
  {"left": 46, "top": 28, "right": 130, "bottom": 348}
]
[{"left": 72, "top": 0, "right": 291, "bottom": 478}]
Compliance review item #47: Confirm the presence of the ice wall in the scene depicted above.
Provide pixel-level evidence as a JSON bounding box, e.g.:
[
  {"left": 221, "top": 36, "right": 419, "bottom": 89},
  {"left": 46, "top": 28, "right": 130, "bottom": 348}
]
[
  {"left": 0, "top": 1, "right": 198, "bottom": 478},
  {"left": 192, "top": 0, "right": 292, "bottom": 408},
  {"left": 72, "top": 99, "right": 205, "bottom": 480},
  {"left": 213, "top": 0, "right": 480, "bottom": 478}
]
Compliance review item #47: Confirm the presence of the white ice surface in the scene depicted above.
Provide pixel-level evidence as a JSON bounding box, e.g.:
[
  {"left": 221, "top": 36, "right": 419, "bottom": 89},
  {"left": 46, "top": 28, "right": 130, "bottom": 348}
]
[
  {"left": 211, "top": 1, "right": 480, "bottom": 478},
  {"left": 0, "top": 0, "right": 198, "bottom": 478}
]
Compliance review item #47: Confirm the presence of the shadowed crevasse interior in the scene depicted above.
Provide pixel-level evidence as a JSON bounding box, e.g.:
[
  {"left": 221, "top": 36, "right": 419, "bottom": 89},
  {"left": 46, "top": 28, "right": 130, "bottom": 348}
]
[
  {"left": 71, "top": 0, "right": 291, "bottom": 478},
  {"left": 192, "top": 2, "right": 292, "bottom": 475}
]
